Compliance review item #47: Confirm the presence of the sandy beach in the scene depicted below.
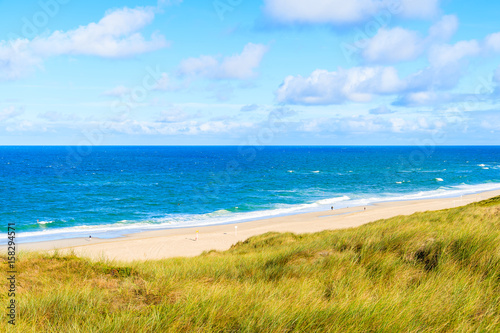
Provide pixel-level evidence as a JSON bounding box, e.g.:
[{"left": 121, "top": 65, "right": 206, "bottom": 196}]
[{"left": 17, "top": 190, "right": 500, "bottom": 262}]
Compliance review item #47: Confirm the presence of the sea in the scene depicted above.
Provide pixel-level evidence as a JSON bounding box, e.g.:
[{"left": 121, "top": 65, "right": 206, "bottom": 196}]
[{"left": 2, "top": 146, "right": 500, "bottom": 244}]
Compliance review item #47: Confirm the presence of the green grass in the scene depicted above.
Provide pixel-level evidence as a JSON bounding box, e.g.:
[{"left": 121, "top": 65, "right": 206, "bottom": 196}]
[{"left": 3, "top": 196, "right": 500, "bottom": 332}]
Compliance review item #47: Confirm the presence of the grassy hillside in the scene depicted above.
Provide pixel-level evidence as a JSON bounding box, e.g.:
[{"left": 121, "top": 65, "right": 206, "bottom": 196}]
[{"left": 3, "top": 197, "right": 500, "bottom": 332}]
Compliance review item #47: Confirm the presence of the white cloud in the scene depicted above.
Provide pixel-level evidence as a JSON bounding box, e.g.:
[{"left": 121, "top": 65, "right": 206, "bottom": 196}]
[
  {"left": 428, "top": 14, "right": 459, "bottom": 41},
  {"left": 405, "top": 66, "right": 461, "bottom": 93},
  {"left": 485, "top": 32, "right": 500, "bottom": 53},
  {"left": 0, "top": 39, "right": 42, "bottom": 80},
  {"left": 389, "top": 117, "right": 407, "bottom": 133},
  {"left": 179, "top": 56, "right": 218, "bottom": 77},
  {"left": 263, "top": 0, "right": 441, "bottom": 25},
  {"left": 379, "top": 31, "right": 499, "bottom": 103},
  {"left": 31, "top": 7, "right": 167, "bottom": 58},
  {"left": 397, "top": 40, "right": 481, "bottom": 94},
  {"left": 0, "top": 7, "right": 167, "bottom": 80},
  {"left": 278, "top": 33, "right": 488, "bottom": 106},
  {"left": 363, "top": 27, "right": 423, "bottom": 63},
  {"left": 397, "top": 0, "right": 441, "bottom": 19},
  {"left": 428, "top": 40, "right": 480, "bottom": 67},
  {"left": 276, "top": 67, "right": 405, "bottom": 105},
  {"left": 278, "top": 36, "right": 483, "bottom": 107},
  {"left": 349, "top": 29, "right": 484, "bottom": 107},
  {"left": 178, "top": 43, "right": 268, "bottom": 80},
  {"left": 361, "top": 15, "right": 458, "bottom": 64},
  {"left": 0, "top": 106, "right": 24, "bottom": 122},
  {"left": 357, "top": 15, "right": 500, "bottom": 104}
]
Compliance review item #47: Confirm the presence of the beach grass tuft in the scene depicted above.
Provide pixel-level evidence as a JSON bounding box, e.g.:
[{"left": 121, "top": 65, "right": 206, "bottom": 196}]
[{"left": 4, "top": 196, "right": 500, "bottom": 332}]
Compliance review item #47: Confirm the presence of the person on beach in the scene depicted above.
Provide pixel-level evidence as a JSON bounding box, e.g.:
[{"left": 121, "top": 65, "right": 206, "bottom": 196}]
[{"left": 331, "top": 206, "right": 334, "bottom": 210}]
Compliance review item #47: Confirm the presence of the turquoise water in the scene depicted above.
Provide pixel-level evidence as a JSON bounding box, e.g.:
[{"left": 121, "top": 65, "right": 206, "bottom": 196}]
[{"left": 2, "top": 146, "right": 500, "bottom": 243}]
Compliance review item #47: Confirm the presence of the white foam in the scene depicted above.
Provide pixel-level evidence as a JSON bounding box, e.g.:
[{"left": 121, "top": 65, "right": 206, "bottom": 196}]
[
  {"left": 206, "top": 209, "right": 231, "bottom": 217},
  {"left": 354, "top": 182, "right": 500, "bottom": 205},
  {"left": 435, "top": 178, "right": 444, "bottom": 182},
  {"left": 316, "top": 196, "right": 350, "bottom": 205},
  {"left": 17, "top": 196, "right": 351, "bottom": 242},
  {"left": 16, "top": 183, "right": 500, "bottom": 244}
]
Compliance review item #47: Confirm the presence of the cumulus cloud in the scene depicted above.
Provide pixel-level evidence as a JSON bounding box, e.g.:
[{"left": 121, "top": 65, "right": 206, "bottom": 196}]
[
  {"left": 485, "top": 32, "right": 500, "bottom": 53},
  {"left": 277, "top": 35, "right": 483, "bottom": 107},
  {"left": 336, "top": 16, "right": 500, "bottom": 107},
  {"left": 31, "top": 7, "right": 167, "bottom": 58},
  {"left": 263, "top": 0, "right": 441, "bottom": 25},
  {"left": 302, "top": 17, "right": 487, "bottom": 107},
  {"left": 405, "top": 66, "right": 462, "bottom": 93},
  {"left": 396, "top": 40, "right": 482, "bottom": 99},
  {"left": 0, "top": 40, "right": 43, "bottom": 80},
  {"left": 428, "top": 40, "right": 481, "bottom": 67},
  {"left": 363, "top": 27, "right": 423, "bottom": 63},
  {"left": 278, "top": 36, "right": 487, "bottom": 107},
  {"left": 178, "top": 43, "right": 268, "bottom": 80},
  {"left": 397, "top": 0, "right": 441, "bottom": 20},
  {"left": 428, "top": 14, "right": 459, "bottom": 41},
  {"left": 0, "top": 7, "right": 167, "bottom": 80},
  {"left": 276, "top": 66, "right": 405, "bottom": 105},
  {"left": 361, "top": 15, "right": 458, "bottom": 64}
]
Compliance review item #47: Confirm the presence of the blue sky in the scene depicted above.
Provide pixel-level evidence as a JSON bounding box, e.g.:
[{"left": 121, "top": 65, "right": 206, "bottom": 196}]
[{"left": 1, "top": 0, "right": 499, "bottom": 145}]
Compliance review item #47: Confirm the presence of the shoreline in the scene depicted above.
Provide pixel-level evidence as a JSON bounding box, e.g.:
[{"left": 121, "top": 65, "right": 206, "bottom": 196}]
[
  {"left": 16, "top": 189, "right": 500, "bottom": 262},
  {"left": 14, "top": 182, "right": 500, "bottom": 244}
]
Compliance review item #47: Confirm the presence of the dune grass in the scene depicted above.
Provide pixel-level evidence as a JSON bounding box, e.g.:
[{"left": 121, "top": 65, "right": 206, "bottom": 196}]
[{"left": 3, "top": 197, "right": 500, "bottom": 332}]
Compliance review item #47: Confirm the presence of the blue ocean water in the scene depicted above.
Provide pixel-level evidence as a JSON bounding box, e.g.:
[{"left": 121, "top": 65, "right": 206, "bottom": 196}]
[{"left": 2, "top": 146, "right": 500, "bottom": 244}]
